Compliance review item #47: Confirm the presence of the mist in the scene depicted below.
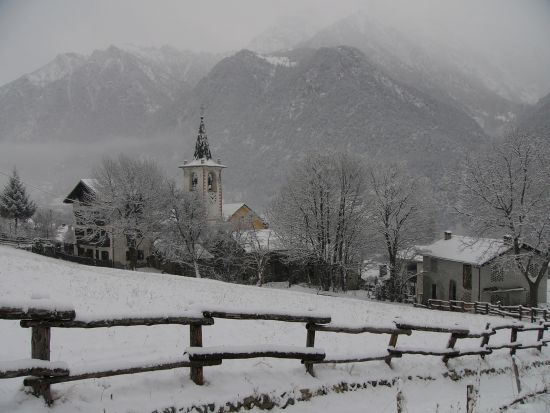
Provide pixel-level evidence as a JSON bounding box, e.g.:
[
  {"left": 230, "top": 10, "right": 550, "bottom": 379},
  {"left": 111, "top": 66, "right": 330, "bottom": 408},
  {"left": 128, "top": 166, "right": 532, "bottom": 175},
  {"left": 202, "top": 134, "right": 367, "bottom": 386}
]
[
  {"left": 1, "top": 0, "right": 549, "bottom": 88},
  {"left": 1, "top": 0, "right": 550, "bottom": 215}
]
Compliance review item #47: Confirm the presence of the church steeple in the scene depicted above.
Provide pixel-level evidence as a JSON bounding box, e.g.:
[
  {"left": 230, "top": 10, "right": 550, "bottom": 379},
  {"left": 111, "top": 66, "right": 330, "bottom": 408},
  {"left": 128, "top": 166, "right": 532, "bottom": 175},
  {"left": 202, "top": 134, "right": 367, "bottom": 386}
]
[{"left": 193, "top": 116, "right": 212, "bottom": 160}]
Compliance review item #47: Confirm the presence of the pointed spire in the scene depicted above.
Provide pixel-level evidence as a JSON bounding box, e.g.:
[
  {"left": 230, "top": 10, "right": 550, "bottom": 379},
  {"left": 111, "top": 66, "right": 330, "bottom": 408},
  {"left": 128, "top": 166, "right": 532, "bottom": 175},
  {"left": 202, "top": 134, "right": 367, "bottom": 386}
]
[{"left": 193, "top": 114, "right": 212, "bottom": 160}]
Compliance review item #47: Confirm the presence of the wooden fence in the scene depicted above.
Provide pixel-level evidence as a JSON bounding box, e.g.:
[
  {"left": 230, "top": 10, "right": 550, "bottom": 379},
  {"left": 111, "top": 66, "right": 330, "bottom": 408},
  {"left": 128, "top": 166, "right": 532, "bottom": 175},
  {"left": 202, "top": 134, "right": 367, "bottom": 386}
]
[
  {"left": 1, "top": 302, "right": 549, "bottom": 406},
  {"left": 424, "top": 299, "right": 549, "bottom": 322}
]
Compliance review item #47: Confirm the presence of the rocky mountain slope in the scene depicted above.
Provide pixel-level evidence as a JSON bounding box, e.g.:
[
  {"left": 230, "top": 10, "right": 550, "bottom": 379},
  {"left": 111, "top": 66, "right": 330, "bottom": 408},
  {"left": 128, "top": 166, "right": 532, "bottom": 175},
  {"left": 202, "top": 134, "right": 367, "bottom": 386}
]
[
  {"left": 168, "top": 46, "right": 487, "bottom": 207},
  {"left": 299, "top": 11, "right": 527, "bottom": 137},
  {"left": 518, "top": 92, "right": 550, "bottom": 136},
  {"left": 0, "top": 45, "right": 219, "bottom": 142}
]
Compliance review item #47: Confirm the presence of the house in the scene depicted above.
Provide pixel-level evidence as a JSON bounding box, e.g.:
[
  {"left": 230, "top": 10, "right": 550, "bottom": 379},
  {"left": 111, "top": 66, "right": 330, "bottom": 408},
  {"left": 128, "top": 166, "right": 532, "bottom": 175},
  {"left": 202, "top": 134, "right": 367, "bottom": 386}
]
[
  {"left": 223, "top": 203, "right": 267, "bottom": 230},
  {"left": 417, "top": 231, "right": 548, "bottom": 306},
  {"left": 63, "top": 179, "right": 151, "bottom": 268}
]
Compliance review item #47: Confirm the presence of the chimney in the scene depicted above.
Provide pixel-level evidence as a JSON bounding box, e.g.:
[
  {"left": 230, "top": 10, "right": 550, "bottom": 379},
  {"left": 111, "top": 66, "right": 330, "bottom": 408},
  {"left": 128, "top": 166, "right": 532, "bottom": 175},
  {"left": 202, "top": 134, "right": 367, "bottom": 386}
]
[
  {"left": 503, "top": 234, "right": 513, "bottom": 244},
  {"left": 444, "top": 231, "right": 452, "bottom": 240},
  {"left": 201, "top": 158, "right": 205, "bottom": 164},
  {"left": 183, "top": 160, "right": 188, "bottom": 165},
  {"left": 379, "top": 264, "right": 388, "bottom": 277},
  {"left": 217, "top": 158, "right": 221, "bottom": 164}
]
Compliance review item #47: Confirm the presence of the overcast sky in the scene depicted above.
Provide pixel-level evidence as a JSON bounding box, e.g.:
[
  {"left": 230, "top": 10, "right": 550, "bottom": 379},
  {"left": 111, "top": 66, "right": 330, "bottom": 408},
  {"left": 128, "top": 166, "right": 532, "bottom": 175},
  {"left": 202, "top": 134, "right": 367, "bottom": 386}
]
[{"left": 1, "top": 0, "right": 550, "bottom": 86}]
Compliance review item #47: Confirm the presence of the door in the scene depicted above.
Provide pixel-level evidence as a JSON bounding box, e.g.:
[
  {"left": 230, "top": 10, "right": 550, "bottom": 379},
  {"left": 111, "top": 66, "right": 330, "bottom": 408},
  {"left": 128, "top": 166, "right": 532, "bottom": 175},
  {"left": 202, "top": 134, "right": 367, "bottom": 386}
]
[{"left": 431, "top": 284, "right": 437, "bottom": 299}]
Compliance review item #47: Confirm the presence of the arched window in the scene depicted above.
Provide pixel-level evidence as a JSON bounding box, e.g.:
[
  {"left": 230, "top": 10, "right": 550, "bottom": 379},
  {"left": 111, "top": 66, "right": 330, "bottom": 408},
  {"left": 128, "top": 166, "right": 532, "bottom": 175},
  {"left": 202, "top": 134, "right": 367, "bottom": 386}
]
[
  {"left": 207, "top": 172, "right": 216, "bottom": 192},
  {"left": 191, "top": 172, "right": 198, "bottom": 191}
]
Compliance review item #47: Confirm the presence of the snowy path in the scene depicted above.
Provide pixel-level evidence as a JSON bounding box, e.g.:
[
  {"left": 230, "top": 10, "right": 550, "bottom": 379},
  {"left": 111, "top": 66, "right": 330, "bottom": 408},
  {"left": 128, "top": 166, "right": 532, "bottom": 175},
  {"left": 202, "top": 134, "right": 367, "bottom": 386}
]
[{"left": 0, "top": 246, "right": 549, "bottom": 412}]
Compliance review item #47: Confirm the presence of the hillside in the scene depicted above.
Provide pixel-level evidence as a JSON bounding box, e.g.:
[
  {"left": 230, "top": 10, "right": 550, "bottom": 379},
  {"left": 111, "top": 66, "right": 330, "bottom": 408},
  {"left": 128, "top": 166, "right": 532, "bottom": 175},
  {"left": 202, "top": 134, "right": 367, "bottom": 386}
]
[
  {"left": 0, "top": 246, "right": 549, "bottom": 412},
  {"left": 0, "top": 45, "right": 219, "bottom": 142},
  {"left": 299, "top": 11, "right": 526, "bottom": 137},
  {"left": 518, "top": 91, "right": 550, "bottom": 136},
  {"left": 169, "top": 46, "right": 488, "bottom": 207}
]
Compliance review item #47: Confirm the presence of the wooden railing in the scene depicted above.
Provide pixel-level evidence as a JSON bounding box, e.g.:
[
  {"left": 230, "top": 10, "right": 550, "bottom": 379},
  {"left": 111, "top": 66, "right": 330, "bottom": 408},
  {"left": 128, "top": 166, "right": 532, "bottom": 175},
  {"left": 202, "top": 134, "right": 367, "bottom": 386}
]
[
  {"left": 424, "top": 299, "right": 549, "bottom": 322},
  {"left": 1, "top": 302, "right": 549, "bottom": 406}
]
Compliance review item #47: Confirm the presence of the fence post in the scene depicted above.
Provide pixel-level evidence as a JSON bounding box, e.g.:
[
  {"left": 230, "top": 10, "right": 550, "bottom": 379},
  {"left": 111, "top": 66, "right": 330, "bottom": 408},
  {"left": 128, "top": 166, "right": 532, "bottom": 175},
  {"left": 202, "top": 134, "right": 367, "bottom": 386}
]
[
  {"left": 305, "top": 323, "right": 316, "bottom": 377},
  {"left": 461, "top": 301, "right": 465, "bottom": 313},
  {"left": 536, "top": 320, "right": 545, "bottom": 352},
  {"left": 510, "top": 326, "right": 518, "bottom": 356},
  {"left": 486, "top": 303, "right": 490, "bottom": 315},
  {"left": 544, "top": 309, "right": 548, "bottom": 322},
  {"left": 385, "top": 332, "right": 399, "bottom": 366},
  {"left": 31, "top": 326, "right": 53, "bottom": 405},
  {"left": 480, "top": 322, "right": 491, "bottom": 359},
  {"left": 518, "top": 305, "right": 523, "bottom": 321},
  {"left": 466, "top": 384, "right": 477, "bottom": 413},
  {"left": 530, "top": 308, "right": 535, "bottom": 323},
  {"left": 443, "top": 332, "right": 458, "bottom": 364},
  {"left": 189, "top": 324, "right": 204, "bottom": 385}
]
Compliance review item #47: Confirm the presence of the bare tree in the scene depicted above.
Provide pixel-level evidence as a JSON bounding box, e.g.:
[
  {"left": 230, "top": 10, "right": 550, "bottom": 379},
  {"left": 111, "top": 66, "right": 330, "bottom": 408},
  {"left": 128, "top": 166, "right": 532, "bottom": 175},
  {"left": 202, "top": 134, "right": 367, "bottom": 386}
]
[
  {"left": 80, "top": 155, "right": 168, "bottom": 270},
  {"left": 234, "top": 228, "right": 280, "bottom": 286},
  {"left": 156, "top": 183, "right": 209, "bottom": 278},
  {"left": 457, "top": 131, "right": 550, "bottom": 306},
  {"left": 269, "top": 152, "right": 370, "bottom": 291},
  {"left": 368, "top": 162, "right": 434, "bottom": 301}
]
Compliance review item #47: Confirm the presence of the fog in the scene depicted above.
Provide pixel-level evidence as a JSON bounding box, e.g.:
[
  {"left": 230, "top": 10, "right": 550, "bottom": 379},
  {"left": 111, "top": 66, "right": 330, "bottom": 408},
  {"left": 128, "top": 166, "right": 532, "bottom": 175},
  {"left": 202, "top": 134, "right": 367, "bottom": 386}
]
[
  {"left": 1, "top": 0, "right": 550, "bottom": 213},
  {"left": 1, "top": 0, "right": 549, "bottom": 86}
]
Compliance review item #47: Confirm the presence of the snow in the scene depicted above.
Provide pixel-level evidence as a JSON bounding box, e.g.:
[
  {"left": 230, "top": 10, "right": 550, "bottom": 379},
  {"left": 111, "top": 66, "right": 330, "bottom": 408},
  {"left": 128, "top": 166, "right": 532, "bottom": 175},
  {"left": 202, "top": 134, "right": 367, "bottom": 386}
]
[
  {"left": 222, "top": 202, "right": 245, "bottom": 219},
  {"left": 198, "top": 304, "right": 330, "bottom": 320},
  {"left": 0, "top": 297, "right": 74, "bottom": 313},
  {"left": 0, "top": 245, "right": 549, "bottom": 412},
  {"left": 0, "top": 359, "right": 68, "bottom": 373},
  {"left": 178, "top": 158, "right": 226, "bottom": 168},
  {"left": 421, "top": 234, "right": 512, "bottom": 265},
  {"left": 257, "top": 54, "right": 297, "bottom": 68},
  {"left": 235, "top": 229, "right": 285, "bottom": 252},
  {"left": 185, "top": 345, "right": 324, "bottom": 356}
]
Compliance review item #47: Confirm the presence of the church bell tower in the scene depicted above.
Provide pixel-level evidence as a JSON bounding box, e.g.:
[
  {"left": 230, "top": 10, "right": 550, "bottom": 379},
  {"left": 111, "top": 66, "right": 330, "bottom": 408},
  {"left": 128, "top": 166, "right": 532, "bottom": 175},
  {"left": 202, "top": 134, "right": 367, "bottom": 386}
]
[{"left": 179, "top": 115, "right": 226, "bottom": 221}]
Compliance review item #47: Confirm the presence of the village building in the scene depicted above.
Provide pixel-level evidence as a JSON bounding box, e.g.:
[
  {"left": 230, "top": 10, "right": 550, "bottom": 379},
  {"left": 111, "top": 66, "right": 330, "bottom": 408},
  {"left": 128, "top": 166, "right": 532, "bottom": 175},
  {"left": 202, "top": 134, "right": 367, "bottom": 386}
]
[
  {"left": 223, "top": 203, "right": 267, "bottom": 230},
  {"left": 63, "top": 178, "right": 151, "bottom": 268},
  {"left": 62, "top": 115, "right": 264, "bottom": 269},
  {"left": 417, "top": 231, "right": 548, "bottom": 306}
]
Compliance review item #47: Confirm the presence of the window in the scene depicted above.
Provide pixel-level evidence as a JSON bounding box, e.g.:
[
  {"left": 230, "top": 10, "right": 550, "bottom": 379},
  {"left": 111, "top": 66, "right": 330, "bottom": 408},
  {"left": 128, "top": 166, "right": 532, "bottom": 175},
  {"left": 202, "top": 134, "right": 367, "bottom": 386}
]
[
  {"left": 207, "top": 172, "right": 216, "bottom": 192},
  {"left": 101, "top": 251, "right": 109, "bottom": 261},
  {"left": 431, "top": 258, "right": 438, "bottom": 272},
  {"left": 463, "top": 264, "right": 472, "bottom": 290},
  {"left": 449, "top": 280, "right": 457, "bottom": 300},
  {"left": 491, "top": 264, "right": 504, "bottom": 282},
  {"left": 431, "top": 284, "right": 437, "bottom": 299},
  {"left": 191, "top": 172, "right": 198, "bottom": 191},
  {"left": 137, "top": 250, "right": 144, "bottom": 260}
]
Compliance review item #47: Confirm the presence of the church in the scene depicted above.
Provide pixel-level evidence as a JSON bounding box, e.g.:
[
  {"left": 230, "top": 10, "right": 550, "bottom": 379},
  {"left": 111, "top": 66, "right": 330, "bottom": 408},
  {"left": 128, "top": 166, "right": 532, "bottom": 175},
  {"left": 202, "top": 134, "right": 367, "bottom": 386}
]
[
  {"left": 179, "top": 115, "right": 266, "bottom": 228},
  {"left": 63, "top": 115, "right": 266, "bottom": 268}
]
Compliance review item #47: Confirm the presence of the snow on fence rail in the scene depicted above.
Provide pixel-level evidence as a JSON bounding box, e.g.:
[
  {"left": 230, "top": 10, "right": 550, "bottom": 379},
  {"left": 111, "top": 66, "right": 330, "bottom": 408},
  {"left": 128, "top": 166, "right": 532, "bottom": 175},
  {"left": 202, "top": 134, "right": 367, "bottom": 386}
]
[
  {"left": 425, "top": 299, "right": 549, "bottom": 322},
  {"left": 0, "top": 302, "right": 549, "bottom": 406}
]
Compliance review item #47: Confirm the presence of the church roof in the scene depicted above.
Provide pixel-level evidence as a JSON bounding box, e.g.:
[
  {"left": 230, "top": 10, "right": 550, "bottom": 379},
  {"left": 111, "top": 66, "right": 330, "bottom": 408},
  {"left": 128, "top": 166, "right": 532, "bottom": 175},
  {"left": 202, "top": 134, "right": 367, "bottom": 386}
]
[
  {"left": 222, "top": 203, "right": 247, "bottom": 220},
  {"left": 193, "top": 116, "right": 212, "bottom": 160},
  {"left": 178, "top": 158, "right": 226, "bottom": 168},
  {"left": 63, "top": 179, "right": 98, "bottom": 203}
]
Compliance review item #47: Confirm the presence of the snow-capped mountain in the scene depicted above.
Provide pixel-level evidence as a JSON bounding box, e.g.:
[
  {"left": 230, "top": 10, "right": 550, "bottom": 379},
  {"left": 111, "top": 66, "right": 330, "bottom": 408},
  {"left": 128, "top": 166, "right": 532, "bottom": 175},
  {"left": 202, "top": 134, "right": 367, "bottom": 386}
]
[
  {"left": 0, "top": 45, "right": 219, "bottom": 141},
  {"left": 299, "top": 11, "right": 527, "bottom": 136},
  {"left": 166, "top": 46, "right": 487, "bottom": 207}
]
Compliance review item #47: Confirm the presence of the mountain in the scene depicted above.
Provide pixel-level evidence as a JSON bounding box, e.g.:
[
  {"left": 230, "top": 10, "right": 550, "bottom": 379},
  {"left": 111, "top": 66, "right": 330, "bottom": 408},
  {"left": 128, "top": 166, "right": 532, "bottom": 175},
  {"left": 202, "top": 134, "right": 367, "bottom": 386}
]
[
  {"left": 0, "top": 45, "right": 219, "bottom": 142},
  {"left": 517, "top": 92, "right": 550, "bottom": 136},
  {"left": 298, "top": 11, "right": 526, "bottom": 137},
  {"left": 166, "top": 46, "right": 487, "bottom": 207}
]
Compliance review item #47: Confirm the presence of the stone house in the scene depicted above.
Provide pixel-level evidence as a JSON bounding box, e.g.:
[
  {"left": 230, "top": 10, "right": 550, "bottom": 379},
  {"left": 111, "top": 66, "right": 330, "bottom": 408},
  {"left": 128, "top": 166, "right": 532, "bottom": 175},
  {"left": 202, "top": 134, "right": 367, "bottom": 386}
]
[
  {"left": 418, "top": 231, "right": 547, "bottom": 306},
  {"left": 63, "top": 179, "right": 151, "bottom": 268}
]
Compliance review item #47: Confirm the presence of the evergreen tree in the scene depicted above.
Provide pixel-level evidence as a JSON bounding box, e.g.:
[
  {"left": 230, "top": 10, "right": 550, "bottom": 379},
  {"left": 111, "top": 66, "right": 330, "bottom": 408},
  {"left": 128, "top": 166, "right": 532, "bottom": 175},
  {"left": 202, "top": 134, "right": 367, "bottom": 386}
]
[{"left": 0, "top": 168, "right": 36, "bottom": 234}]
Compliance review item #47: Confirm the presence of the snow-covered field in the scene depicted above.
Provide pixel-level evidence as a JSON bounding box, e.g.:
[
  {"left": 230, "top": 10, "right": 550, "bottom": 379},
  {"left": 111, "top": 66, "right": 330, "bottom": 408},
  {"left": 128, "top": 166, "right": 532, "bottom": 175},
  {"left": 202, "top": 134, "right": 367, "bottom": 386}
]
[{"left": 0, "top": 245, "right": 549, "bottom": 413}]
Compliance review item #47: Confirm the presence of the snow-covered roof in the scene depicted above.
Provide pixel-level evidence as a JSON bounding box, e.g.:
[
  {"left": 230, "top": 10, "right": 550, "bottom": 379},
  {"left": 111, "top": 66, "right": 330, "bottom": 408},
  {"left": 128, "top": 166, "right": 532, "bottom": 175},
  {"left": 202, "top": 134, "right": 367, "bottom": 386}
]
[
  {"left": 235, "top": 229, "right": 285, "bottom": 253},
  {"left": 63, "top": 179, "right": 98, "bottom": 203},
  {"left": 178, "top": 158, "right": 226, "bottom": 168},
  {"left": 421, "top": 235, "right": 512, "bottom": 266},
  {"left": 81, "top": 179, "right": 98, "bottom": 192},
  {"left": 223, "top": 203, "right": 246, "bottom": 220}
]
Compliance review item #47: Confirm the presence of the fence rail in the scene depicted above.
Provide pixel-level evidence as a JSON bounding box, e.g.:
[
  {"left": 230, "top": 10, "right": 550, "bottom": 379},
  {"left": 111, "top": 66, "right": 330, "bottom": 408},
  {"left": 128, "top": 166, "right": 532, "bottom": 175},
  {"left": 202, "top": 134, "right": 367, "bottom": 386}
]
[
  {"left": 1, "top": 301, "right": 549, "bottom": 406},
  {"left": 424, "top": 299, "right": 549, "bottom": 322}
]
